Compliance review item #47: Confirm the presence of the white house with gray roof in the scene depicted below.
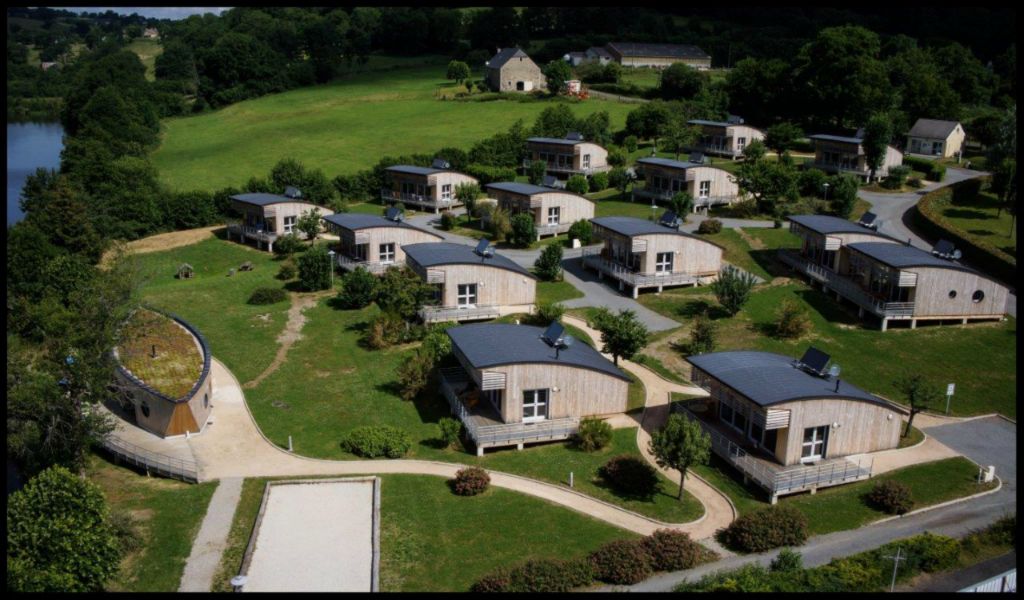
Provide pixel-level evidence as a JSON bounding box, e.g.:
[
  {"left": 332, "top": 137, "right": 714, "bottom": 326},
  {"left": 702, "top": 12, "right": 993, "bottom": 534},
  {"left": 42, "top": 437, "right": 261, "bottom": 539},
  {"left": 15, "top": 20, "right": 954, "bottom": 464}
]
[
  {"left": 681, "top": 347, "right": 910, "bottom": 503},
  {"left": 780, "top": 214, "right": 1010, "bottom": 330},
  {"left": 524, "top": 133, "right": 611, "bottom": 177},
  {"left": 322, "top": 212, "right": 443, "bottom": 274},
  {"left": 403, "top": 242, "right": 537, "bottom": 323},
  {"left": 485, "top": 181, "right": 595, "bottom": 239},
  {"left": 584, "top": 215, "right": 724, "bottom": 297},
  {"left": 440, "top": 322, "right": 630, "bottom": 455},
  {"left": 227, "top": 189, "right": 334, "bottom": 252},
  {"left": 686, "top": 118, "right": 765, "bottom": 159},
  {"left": 632, "top": 157, "right": 740, "bottom": 209},
  {"left": 381, "top": 162, "right": 478, "bottom": 214},
  {"left": 484, "top": 47, "right": 545, "bottom": 92},
  {"left": 905, "top": 118, "right": 966, "bottom": 158}
]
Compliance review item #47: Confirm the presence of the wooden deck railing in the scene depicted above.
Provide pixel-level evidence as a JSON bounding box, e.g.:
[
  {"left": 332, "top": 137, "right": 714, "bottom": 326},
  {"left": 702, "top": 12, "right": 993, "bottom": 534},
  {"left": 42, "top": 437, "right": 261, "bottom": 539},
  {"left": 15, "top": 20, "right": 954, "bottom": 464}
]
[
  {"left": 778, "top": 250, "right": 915, "bottom": 317},
  {"left": 581, "top": 249, "right": 704, "bottom": 288},
  {"left": 379, "top": 190, "right": 457, "bottom": 210},
  {"left": 419, "top": 304, "right": 501, "bottom": 323},
  {"left": 336, "top": 255, "right": 393, "bottom": 274}
]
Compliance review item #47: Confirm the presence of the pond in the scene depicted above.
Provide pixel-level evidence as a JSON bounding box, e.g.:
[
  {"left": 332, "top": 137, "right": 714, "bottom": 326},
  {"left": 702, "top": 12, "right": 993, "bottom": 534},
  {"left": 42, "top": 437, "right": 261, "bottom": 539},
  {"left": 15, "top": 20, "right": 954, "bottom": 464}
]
[{"left": 7, "top": 121, "right": 64, "bottom": 226}]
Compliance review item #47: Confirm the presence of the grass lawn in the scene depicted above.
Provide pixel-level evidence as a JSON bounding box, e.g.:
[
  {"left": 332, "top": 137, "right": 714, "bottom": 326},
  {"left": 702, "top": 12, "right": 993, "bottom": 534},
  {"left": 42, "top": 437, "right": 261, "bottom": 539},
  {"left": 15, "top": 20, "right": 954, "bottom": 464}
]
[
  {"left": 633, "top": 353, "right": 689, "bottom": 385},
  {"left": 133, "top": 237, "right": 291, "bottom": 384},
  {"left": 589, "top": 189, "right": 667, "bottom": 219},
  {"left": 536, "top": 279, "right": 585, "bottom": 304},
  {"left": 937, "top": 186, "right": 1016, "bottom": 257},
  {"left": 212, "top": 474, "right": 637, "bottom": 593},
  {"left": 125, "top": 37, "right": 162, "bottom": 81},
  {"left": 639, "top": 282, "right": 1017, "bottom": 418},
  {"left": 87, "top": 454, "right": 218, "bottom": 592},
  {"left": 117, "top": 308, "right": 203, "bottom": 398},
  {"left": 152, "top": 59, "right": 636, "bottom": 192}
]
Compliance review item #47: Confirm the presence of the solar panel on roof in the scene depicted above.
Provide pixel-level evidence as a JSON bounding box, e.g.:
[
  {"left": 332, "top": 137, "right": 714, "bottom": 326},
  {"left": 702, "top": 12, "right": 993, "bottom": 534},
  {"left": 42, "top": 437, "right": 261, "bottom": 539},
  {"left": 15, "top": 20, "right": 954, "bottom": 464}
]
[
  {"left": 431, "top": 158, "right": 450, "bottom": 170},
  {"left": 688, "top": 151, "right": 705, "bottom": 164},
  {"left": 726, "top": 114, "right": 744, "bottom": 124},
  {"left": 858, "top": 211, "right": 877, "bottom": 227},
  {"left": 541, "top": 322, "right": 565, "bottom": 346},
  {"left": 933, "top": 239, "right": 955, "bottom": 257},
  {"left": 284, "top": 186, "right": 302, "bottom": 199},
  {"left": 542, "top": 175, "right": 559, "bottom": 188},
  {"left": 385, "top": 206, "right": 403, "bottom": 222},
  {"left": 799, "top": 347, "right": 831, "bottom": 376},
  {"left": 659, "top": 211, "right": 679, "bottom": 228},
  {"left": 565, "top": 131, "right": 584, "bottom": 141},
  {"left": 474, "top": 238, "right": 490, "bottom": 256}
]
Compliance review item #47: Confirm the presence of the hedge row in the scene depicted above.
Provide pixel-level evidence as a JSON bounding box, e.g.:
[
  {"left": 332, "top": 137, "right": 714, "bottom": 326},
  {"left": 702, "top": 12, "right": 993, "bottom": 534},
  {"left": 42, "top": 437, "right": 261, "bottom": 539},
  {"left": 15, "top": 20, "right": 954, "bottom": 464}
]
[
  {"left": 902, "top": 155, "right": 947, "bottom": 181},
  {"left": 912, "top": 176, "right": 1016, "bottom": 286}
]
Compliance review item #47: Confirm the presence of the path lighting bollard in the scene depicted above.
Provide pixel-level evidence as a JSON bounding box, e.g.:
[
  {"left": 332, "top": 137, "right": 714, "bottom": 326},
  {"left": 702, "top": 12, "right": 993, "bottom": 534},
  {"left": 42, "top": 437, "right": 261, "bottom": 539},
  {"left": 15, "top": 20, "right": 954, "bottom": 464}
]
[
  {"left": 231, "top": 575, "right": 248, "bottom": 593},
  {"left": 288, "top": 436, "right": 293, "bottom": 452},
  {"left": 569, "top": 471, "right": 574, "bottom": 488}
]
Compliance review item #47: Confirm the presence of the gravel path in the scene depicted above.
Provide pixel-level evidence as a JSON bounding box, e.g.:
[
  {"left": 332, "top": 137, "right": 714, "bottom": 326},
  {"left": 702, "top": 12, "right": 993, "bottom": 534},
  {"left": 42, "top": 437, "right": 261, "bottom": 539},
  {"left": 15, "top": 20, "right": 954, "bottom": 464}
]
[
  {"left": 178, "top": 477, "right": 244, "bottom": 592},
  {"left": 243, "top": 291, "right": 327, "bottom": 389}
]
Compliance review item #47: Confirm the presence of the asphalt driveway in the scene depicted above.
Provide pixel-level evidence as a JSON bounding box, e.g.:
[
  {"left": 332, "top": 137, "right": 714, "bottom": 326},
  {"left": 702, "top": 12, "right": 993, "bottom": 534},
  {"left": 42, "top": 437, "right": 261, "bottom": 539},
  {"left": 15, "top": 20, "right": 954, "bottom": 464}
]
[{"left": 923, "top": 416, "right": 1017, "bottom": 495}]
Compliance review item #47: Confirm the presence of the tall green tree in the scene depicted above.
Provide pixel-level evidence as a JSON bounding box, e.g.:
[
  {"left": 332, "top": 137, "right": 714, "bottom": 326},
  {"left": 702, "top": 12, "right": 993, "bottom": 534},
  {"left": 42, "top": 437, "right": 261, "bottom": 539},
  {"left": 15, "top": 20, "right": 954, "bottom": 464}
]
[
  {"left": 648, "top": 413, "right": 711, "bottom": 500},
  {"left": 670, "top": 191, "right": 694, "bottom": 221},
  {"left": 591, "top": 308, "right": 649, "bottom": 366},
  {"left": 660, "top": 119, "right": 701, "bottom": 160},
  {"left": 296, "top": 207, "right": 322, "bottom": 241},
  {"left": 375, "top": 266, "right": 432, "bottom": 320},
  {"left": 862, "top": 112, "right": 894, "bottom": 181},
  {"left": 297, "top": 242, "right": 332, "bottom": 291},
  {"left": 659, "top": 63, "right": 703, "bottom": 100},
  {"left": 533, "top": 242, "right": 563, "bottom": 281},
  {"left": 455, "top": 182, "right": 482, "bottom": 217},
  {"left": 542, "top": 59, "right": 572, "bottom": 94},
  {"left": 625, "top": 101, "right": 674, "bottom": 145},
  {"left": 446, "top": 59, "right": 471, "bottom": 84},
  {"left": 711, "top": 265, "right": 757, "bottom": 316},
  {"left": 509, "top": 212, "right": 537, "bottom": 247},
  {"left": 764, "top": 122, "right": 804, "bottom": 156}
]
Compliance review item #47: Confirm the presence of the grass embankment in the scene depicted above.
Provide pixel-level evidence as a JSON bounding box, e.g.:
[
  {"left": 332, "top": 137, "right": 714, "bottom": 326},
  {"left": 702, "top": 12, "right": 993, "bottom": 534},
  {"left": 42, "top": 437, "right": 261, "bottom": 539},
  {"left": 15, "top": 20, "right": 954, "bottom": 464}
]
[
  {"left": 936, "top": 184, "right": 1016, "bottom": 257},
  {"left": 152, "top": 57, "right": 635, "bottom": 192},
  {"left": 125, "top": 37, "right": 162, "bottom": 81},
  {"left": 212, "top": 474, "right": 638, "bottom": 592},
  {"left": 117, "top": 308, "right": 203, "bottom": 398},
  {"left": 87, "top": 454, "right": 217, "bottom": 592}
]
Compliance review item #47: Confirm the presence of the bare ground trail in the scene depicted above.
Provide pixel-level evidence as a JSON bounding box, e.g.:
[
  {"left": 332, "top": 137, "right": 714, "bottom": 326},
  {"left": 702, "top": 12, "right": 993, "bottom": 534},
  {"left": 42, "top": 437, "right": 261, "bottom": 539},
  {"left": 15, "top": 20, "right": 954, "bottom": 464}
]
[{"left": 243, "top": 290, "right": 333, "bottom": 389}]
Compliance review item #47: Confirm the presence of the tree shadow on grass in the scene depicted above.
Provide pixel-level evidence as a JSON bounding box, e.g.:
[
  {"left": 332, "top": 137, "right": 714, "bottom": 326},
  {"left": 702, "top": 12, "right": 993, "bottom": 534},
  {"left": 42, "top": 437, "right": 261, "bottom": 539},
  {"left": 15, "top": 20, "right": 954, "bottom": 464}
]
[
  {"left": 675, "top": 298, "right": 731, "bottom": 321},
  {"left": 591, "top": 477, "right": 680, "bottom": 505},
  {"left": 945, "top": 208, "right": 992, "bottom": 220},
  {"left": 794, "top": 289, "right": 863, "bottom": 327},
  {"left": 749, "top": 249, "right": 793, "bottom": 279}
]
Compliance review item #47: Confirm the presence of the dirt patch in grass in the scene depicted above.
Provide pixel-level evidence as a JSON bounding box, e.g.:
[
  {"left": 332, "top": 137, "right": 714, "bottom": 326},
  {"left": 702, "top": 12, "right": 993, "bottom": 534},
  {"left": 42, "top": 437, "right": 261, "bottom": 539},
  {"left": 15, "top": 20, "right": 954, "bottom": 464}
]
[
  {"left": 117, "top": 308, "right": 204, "bottom": 398},
  {"left": 243, "top": 291, "right": 330, "bottom": 389},
  {"left": 100, "top": 226, "right": 222, "bottom": 268},
  {"left": 734, "top": 228, "right": 765, "bottom": 250}
]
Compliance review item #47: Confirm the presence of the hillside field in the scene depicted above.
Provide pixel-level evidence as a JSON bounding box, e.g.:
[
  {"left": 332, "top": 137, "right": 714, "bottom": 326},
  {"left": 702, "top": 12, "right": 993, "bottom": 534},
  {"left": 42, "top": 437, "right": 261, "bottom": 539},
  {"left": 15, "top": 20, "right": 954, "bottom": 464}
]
[{"left": 151, "top": 57, "right": 636, "bottom": 192}]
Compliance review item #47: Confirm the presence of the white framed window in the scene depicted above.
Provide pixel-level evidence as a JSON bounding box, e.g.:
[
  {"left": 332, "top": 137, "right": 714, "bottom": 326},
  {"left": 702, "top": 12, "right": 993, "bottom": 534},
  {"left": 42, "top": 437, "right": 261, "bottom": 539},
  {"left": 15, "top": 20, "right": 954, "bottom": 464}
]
[
  {"left": 441, "top": 184, "right": 452, "bottom": 200},
  {"left": 283, "top": 216, "right": 296, "bottom": 233},
  {"left": 737, "top": 137, "right": 746, "bottom": 150},
  {"left": 522, "top": 389, "right": 549, "bottom": 422},
  {"left": 699, "top": 181, "right": 711, "bottom": 198},
  {"left": 547, "top": 206, "right": 560, "bottom": 225},
  {"left": 457, "top": 283, "right": 477, "bottom": 308},
  {"left": 655, "top": 252, "right": 673, "bottom": 274},
  {"left": 582, "top": 153, "right": 591, "bottom": 168},
  {"left": 801, "top": 425, "right": 829, "bottom": 462},
  {"left": 379, "top": 243, "right": 395, "bottom": 264}
]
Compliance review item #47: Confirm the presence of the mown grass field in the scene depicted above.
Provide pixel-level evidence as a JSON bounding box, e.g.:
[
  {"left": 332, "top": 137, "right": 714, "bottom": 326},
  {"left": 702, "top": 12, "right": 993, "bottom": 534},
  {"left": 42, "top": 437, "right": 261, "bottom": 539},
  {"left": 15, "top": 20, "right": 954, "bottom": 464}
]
[
  {"left": 937, "top": 186, "right": 1016, "bottom": 257},
  {"left": 125, "top": 37, "right": 162, "bottom": 81},
  {"left": 87, "top": 454, "right": 217, "bottom": 592},
  {"left": 152, "top": 57, "right": 636, "bottom": 192},
  {"left": 212, "top": 474, "right": 637, "bottom": 593}
]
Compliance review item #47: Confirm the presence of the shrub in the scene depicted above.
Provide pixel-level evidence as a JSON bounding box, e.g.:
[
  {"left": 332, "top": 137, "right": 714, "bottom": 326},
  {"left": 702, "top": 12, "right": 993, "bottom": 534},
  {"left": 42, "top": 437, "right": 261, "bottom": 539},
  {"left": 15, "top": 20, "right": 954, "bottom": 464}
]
[
  {"left": 487, "top": 206, "right": 512, "bottom": 241},
  {"left": 247, "top": 287, "right": 288, "bottom": 305},
  {"left": 697, "top": 218, "right": 722, "bottom": 234},
  {"left": 607, "top": 148, "right": 627, "bottom": 167},
  {"left": 509, "top": 213, "right": 538, "bottom": 247},
  {"left": 689, "top": 310, "right": 716, "bottom": 355},
  {"left": 566, "top": 174, "right": 590, "bottom": 195},
  {"left": 341, "top": 425, "right": 412, "bottom": 458},
  {"left": 272, "top": 233, "right": 304, "bottom": 255},
  {"left": 470, "top": 568, "right": 512, "bottom": 592},
  {"left": 883, "top": 165, "right": 911, "bottom": 189},
  {"left": 297, "top": 243, "right": 333, "bottom": 291},
  {"left": 589, "top": 171, "right": 609, "bottom": 192},
  {"left": 575, "top": 417, "right": 613, "bottom": 451},
  {"left": 568, "top": 219, "right": 593, "bottom": 244},
  {"left": 907, "top": 177, "right": 923, "bottom": 188},
  {"left": 730, "top": 199, "right": 758, "bottom": 218},
  {"left": 711, "top": 265, "right": 757, "bottom": 316},
  {"left": 362, "top": 311, "right": 405, "bottom": 349},
  {"left": 623, "top": 135, "right": 639, "bottom": 153},
  {"left": 770, "top": 548, "right": 803, "bottom": 572},
  {"left": 719, "top": 505, "right": 809, "bottom": 553},
  {"left": 337, "top": 267, "right": 378, "bottom": 309},
  {"left": 904, "top": 156, "right": 946, "bottom": 182},
  {"left": 798, "top": 168, "right": 829, "bottom": 198},
  {"left": 107, "top": 510, "right": 143, "bottom": 554},
  {"left": 439, "top": 211, "right": 457, "bottom": 230},
  {"left": 451, "top": 467, "right": 490, "bottom": 496},
  {"left": 866, "top": 480, "right": 914, "bottom": 515},
  {"left": 437, "top": 417, "right": 463, "bottom": 448},
  {"left": 530, "top": 301, "right": 565, "bottom": 325},
  {"left": 903, "top": 532, "right": 959, "bottom": 572},
  {"left": 643, "top": 529, "right": 714, "bottom": 572},
  {"left": 773, "top": 299, "right": 811, "bottom": 339},
  {"left": 276, "top": 261, "right": 297, "bottom": 280},
  {"left": 533, "top": 242, "right": 564, "bottom": 280},
  {"left": 598, "top": 454, "right": 660, "bottom": 499},
  {"left": 589, "top": 539, "right": 654, "bottom": 585},
  {"left": 396, "top": 350, "right": 433, "bottom": 401},
  {"left": 472, "top": 558, "right": 594, "bottom": 592}
]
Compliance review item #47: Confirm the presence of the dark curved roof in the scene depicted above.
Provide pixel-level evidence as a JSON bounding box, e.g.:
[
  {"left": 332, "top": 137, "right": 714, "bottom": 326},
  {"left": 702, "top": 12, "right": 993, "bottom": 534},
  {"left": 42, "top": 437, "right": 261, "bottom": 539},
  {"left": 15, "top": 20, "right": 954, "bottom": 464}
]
[
  {"left": 403, "top": 242, "right": 535, "bottom": 278},
  {"left": 687, "top": 351, "right": 901, "bottom": 411},
  {"left": 385, "top": 165, "right": 446, "bottom": 176},
  {"left": 787, "top": 215, "right": 898, "bottom": 239},
  {"left": 447, "top": 323, "right": 630, "bottom": 381},
  {"left": 809, "top": 133, "right": 864, "bottom": 145},
  {"left": 485, "top": 182, "right": 589, "bottom": 200},
  {"left": 590, "top": 216, "right": 726, "bottom": 250},
  {"left": 847, "top": 242, "right": 983, "bottom": 275},
  {"left": 230, "top": 193, "right": 318, "bottom": 207},
  {"left": 636, "top": 157, "right": 703, "bottom": 170},
  {"left": 526, "top": 136, "right": 586, "bottom": 146},
  {"left": 320, "top": 213, "right": 442, "bottom": 238}
]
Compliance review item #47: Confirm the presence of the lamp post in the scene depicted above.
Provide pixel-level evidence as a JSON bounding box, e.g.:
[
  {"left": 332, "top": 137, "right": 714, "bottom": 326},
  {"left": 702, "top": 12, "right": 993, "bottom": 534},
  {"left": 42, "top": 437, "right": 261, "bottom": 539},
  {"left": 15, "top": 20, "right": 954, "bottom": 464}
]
[
  {"left": 822, "top": 182, "right": 830, "bottom": 202},
  {"left": 327, "top": 250, "right": 336, "bottom": 289}
]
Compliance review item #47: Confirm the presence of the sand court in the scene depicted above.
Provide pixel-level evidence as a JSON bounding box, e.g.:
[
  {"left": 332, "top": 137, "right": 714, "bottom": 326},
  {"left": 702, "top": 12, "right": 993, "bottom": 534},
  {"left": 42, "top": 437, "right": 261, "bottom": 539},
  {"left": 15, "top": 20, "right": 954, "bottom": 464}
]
[{"left": 238, "top": 477, "right": 380, "bottom": 592}]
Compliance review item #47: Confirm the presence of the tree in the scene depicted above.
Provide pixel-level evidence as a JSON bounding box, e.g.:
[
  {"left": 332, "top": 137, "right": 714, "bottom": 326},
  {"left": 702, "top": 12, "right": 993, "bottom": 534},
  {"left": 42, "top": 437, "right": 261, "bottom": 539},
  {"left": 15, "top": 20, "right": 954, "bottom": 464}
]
[
  {"left": 829, "top": 174, "right": 860, "bottom": 219},
  {"left": 533, "top": 242, "right": 563, "bottom": 281},
  {"left": 862, "top": 112, "right": 894, "bottom": 181},
  {"left": 531, "top": 104, "right": 576, "bottom": 138},
  {"left": 376, "top": 266, "right": 431, "bottom": 320},
  {"left": 455, "top": 182, "right": 481, "bottom": 217},
  {"left": 542, "top": 59, "right": 572, "bottom": 95},
  {"left": 608, "top": 166, "right": 634, "bottom": 197},
  {"left": 509, "top": 213, "right": 537, "bottom": 247},
  {"left": 337, "top": 266, "right": 377, "bottom": 309},
  {"left": 689, "top": 310, "right": 716, "bottom": 355},
  {"left": 591, "top": 308, "right": 649, "bottom": 366},
  {"left": 894, "top": 372, "right": 943, "bottom": 437},
  {"left": 446, "top": 59, "right": 470, "bottom": 84},
  {"left": 660, "top": 119, "right": 701, "bottom": 160},
  {"left": 487, "top": 205, "right": 512, "bottom": 241},
  {"left": 991, "top": 158, "right": 1017, "bottom": 217},
  {"left": 625, "top": 101, "right": 674, "bottom": 144},
  {"left": 658, "top": 63, "right": 703, "bottom": 100},
  {"left": 7, "top": 465, "right": 122, "bottom": 592},
  {"left": 711, "top": 265, "right": 757, "bottom": 316},
  {"left": 566, "top": 174, "right": 589, "bottom": 195},
  {"left": 648, "top": 413, "right": 711, "bottom": 500},
  {"left": 741, "top": 139, "right": 767, "bottom": 162},
  {"left": 764, "top": 122, "right": 804, "bottom": 156},
  {"left": 734, "top": 157, "right": 799, "bottom": 215},
  {"left": 296, "top": 207, "right": 322, "bottom": 241},
  {"left": 669, "top": 192, "right": 694, "bottom": 221},
  {"left": 297, "top": 242, "right": 332, "bottom": 291},
  {"left": 527, "top": 159, "right": 547, "bottom": 185}
]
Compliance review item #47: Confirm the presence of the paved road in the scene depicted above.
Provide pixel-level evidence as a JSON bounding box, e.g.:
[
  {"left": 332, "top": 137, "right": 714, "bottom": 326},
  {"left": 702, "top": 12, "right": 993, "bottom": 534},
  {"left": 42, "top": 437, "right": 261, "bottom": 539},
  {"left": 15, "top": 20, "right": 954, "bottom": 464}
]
[{"left": 923, "top": 416, "right": 1016, "bottom": 496}]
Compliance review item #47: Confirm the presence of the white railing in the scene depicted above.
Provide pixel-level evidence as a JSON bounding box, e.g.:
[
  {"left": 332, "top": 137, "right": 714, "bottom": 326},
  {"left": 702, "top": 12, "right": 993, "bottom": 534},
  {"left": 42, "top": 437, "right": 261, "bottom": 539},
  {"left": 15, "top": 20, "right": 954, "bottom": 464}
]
[
  {"left": 961, "top": 569, "right": 1016, "bottom": 593},
  {"left": 691, "top": 143, "right": 740, "bottom": 157},
  {"left": 811, "top": 161, "right": 868, "bottom": 175},
  {"left": 582, "top": 249, "right": 702, "bottom": 288},
  {"left": 227, "top": 222, "right": 278, "bottom": 242},
  {"left": 522, "top": 159, "right": 610, "bottom": 175},
  {"left": 380, "top": 190, "right": 456, "bottom": 209},
  {"left": 537, "top": 223, "right": 572, "bottom": 237},
  {"left": 778, "top": 250, "right": 916, "bottom": 317},
  {"left": 419, "top": 304, "right": 501, "bottom": 323},
  {"left": 98, "top": 434, "right": 199, "bottom": 483},
  {"left": 632, "top": 186, "right": 734, "bottom": 209},
  {"left": 336, "top": 255, "right": 393, "bottom": 274},
  {"left": 439, "top": 368, "right": 579, "bottom": 448}
]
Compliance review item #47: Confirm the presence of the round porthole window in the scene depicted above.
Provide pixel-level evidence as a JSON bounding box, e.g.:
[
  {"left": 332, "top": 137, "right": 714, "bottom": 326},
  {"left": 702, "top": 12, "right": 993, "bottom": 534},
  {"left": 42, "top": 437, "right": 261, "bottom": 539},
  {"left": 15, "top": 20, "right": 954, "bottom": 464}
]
[
  {"left": 948, "top": 290, "right": 957, "bottom": 299},
  {"left": 140, "top": 400, "right": 151, "bottom": 418},
  {"left": 204, "top": 393, "right": 209, "bottom": 409},
  {"left": 972, "top": 290, "right": 985, "bottom": 303}
]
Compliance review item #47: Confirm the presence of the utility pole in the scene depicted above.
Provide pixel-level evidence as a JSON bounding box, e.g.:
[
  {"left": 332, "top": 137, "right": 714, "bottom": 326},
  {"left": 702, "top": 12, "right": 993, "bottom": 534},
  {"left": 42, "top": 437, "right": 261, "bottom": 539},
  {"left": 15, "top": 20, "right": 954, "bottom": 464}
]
[{"left": 884, "top": 546, "right": 906, "bottom": 592}]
